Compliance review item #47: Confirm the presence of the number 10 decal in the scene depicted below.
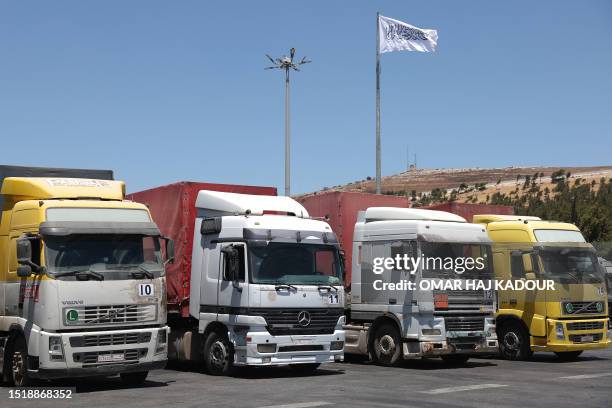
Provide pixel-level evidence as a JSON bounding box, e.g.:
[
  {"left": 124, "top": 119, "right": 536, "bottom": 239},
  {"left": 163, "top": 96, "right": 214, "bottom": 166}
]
[{"left": 138, "top": 283, "right": 154, "bottom": 297}]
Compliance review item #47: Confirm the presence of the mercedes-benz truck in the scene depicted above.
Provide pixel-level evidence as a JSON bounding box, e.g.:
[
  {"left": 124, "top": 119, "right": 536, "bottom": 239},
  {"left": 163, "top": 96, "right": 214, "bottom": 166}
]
[{"left": 129, "top": 182, "right": 345, "bottom": 375}]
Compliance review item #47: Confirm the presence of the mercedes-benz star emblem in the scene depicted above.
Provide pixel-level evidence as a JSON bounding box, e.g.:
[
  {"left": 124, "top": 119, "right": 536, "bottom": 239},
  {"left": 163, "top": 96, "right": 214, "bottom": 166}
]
[{"left": 297, "top": 310, "right": 311, "bottom": 327}]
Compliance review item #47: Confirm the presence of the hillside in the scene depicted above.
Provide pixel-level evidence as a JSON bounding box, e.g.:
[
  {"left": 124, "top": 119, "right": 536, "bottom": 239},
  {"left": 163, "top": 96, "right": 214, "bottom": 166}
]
[{"left": 303, "top": 166, "right": 612, "bottom": 204}]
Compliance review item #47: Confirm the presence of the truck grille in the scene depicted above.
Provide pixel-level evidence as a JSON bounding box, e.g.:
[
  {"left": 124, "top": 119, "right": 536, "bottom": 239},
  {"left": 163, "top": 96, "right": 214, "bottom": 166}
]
[
  {"left": 562, "top": 301, "right": 603, "bottom": 315},
  {"left": 444, "top": 316, "right": 485, "bottom": 332},
  {"left": 69, "top": 332, "right": 152, "bottom": 348},
  {"left": 278, "top": 345, "right": 325, "bottom": 352},
  {"left": 64, "top": 304, "right": 157, "bottom": 326},
  {"left": 566, "top": 321, "right": 605, "bottom": 331},
  {"left": 73, "top": 348, "right": 147, "bottom": 366},
  {"left": 568, "top": 333, "right": 603, "bottom": 343},
  {"left": 250, "top": 308, "right": 343, "bottom": 336}
]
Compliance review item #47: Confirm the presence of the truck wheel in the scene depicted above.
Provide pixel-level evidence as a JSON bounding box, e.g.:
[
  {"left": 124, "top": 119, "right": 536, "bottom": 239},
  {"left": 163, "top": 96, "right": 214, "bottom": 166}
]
[
  {"left": 441, "top": 354, "right": 470, "bottom": 366},
  {"left": 9, "top": 337, "right": 32, "bottom": 387},
  {"left": 204, "top": 331, "right": 234, "bottom": 376},
  {"left": 371, "top": 323, "right": 402, "bottom": 366},
  {"left": 119, "top": 371, "right": 148, "bottom": 385},
  {"left": 498, "top": 321, "right": 532, "bottom": 361},
  {"left": 289, "top": 363, "right": 321, "bottom": 373},
  {"left": 554, "top": 351, "right": 583, "bottom": 361}
]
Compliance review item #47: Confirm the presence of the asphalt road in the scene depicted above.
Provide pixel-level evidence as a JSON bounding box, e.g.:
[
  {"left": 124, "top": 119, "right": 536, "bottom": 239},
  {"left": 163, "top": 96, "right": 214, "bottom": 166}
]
[{"left": 3, "top": 345, "right": 612, "bottom": 408}]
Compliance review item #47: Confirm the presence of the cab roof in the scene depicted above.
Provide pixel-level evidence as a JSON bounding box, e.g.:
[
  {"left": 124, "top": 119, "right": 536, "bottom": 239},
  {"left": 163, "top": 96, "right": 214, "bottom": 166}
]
[
  {"left": 196, "top": 190, "right": 309, "bottom": 218},
  {"left": 474, "top": 214, "right": 580, "bottom": 232},
  {"left": 364, "top": 207, "right": 466, "bottom": 223},
  {"left": 1, "top": 177, "right": 125, "bottom": 201}
]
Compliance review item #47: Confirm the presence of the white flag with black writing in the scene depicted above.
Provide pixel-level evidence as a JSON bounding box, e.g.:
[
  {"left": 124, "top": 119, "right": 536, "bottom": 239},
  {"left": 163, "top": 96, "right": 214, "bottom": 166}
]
[{"left": 378, "top": 15, "right": 438, "bottom": 53}]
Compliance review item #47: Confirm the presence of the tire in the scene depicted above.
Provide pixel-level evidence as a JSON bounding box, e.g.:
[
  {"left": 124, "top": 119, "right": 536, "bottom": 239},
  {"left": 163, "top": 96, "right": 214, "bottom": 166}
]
[
  {"left": 8, "top": 336, "right": 32, "bottom": 387},
  {"left": 289, "top": 363, "right": 321, "bottom": 373},
  {"left": 370, "top": 323, "right": 402, "bottom": 367},
  {"left": 498, "top": 321, "right": 532, "bottom": 361},
  {"left": 119, "top": 371, "right": 148, "bottom": 385},
  {"left": 554, "top": 351, "right": 583, "bottom": 361},
  {"left": 441, "top": 354, "right": 470, "bottom": 366},
  {"left": 203, "top": 330, "right": 234, "bottom": 376}
]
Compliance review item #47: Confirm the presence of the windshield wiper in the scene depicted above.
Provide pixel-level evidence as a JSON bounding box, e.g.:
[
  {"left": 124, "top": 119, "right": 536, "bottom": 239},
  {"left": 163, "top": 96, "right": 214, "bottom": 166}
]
[
  {"left": 129, "top": 265, "right": 155, "bottom": 279},
  {"left": 54, "top": 269, "right": 105, "bottom": 281},
  {"left": 275, "top": 283, "right": 298, "bottom": 291},
  {"left": 317, "top": 284, "right": 338, "bottom": 292}
]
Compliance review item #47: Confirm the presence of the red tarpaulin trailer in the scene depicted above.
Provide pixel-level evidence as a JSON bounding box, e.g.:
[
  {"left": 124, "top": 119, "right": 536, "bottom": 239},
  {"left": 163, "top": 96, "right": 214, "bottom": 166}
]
[{"left": 128, "top": 182, "right": 276, "bottom": 317}]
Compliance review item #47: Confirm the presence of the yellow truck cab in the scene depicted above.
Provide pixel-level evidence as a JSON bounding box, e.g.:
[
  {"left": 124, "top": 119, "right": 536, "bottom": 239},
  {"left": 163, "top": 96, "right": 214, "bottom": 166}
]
[
  {"left": 474, "top": 214, "right": 610, "bottom": 361},
  {"left": 0, "top": 166, "right": 171, "bottom": 386}
]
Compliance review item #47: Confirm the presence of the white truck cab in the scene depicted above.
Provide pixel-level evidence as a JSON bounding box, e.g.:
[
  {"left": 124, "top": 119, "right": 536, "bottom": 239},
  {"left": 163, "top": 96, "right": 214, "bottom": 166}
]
[
  {"left": 166, "top": 191, "right": 345, "bottom": 375},
  {"left": 345, "top": 207, "right": 498, "bottom": 365}
]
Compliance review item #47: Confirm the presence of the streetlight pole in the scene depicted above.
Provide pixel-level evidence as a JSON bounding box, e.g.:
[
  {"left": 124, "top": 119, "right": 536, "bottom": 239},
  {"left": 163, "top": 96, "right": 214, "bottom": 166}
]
[
  {"left": 265, "top": 48, "right": 310, "bottom": 197},
  {"left": 285, "top": 67, "right": 290, "bottom": 197}
]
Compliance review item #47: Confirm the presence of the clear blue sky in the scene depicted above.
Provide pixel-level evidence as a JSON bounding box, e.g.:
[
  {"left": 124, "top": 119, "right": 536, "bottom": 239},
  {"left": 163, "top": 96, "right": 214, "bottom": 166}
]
[{"left": 1, "top": 1, "right": 611, "bottom": 194}]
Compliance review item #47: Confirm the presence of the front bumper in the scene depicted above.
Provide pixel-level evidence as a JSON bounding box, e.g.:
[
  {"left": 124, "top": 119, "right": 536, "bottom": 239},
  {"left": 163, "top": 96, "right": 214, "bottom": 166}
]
[
  {"left": 403, "top": 335, "right": 498, "bottom": 358},
  {"left": 232, "top": 329, "right": 345, "bottom": 366},
  {"left": 403, "top": 316, "right": 498, "bottom": 358},
  {"left": 31, "top": 361, "right": 167, "bottom": 379},
  {"left": 533, "top": 318, "right": 611, "bottom": 352},
  {"left": 28, "top": 326, "right": 169, "bottom": 380}
]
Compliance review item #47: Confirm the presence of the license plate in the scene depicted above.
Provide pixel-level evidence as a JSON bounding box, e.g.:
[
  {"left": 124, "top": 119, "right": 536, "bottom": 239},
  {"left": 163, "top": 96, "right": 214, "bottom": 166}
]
[
  {"left": 581, "top": 335, "right": 594, "bottom": 342},
  {"left": 292, "top": 337, "right": 316, "bottom": 345},
  {"left": 97, "top": 353, "right": 125, "bottom": 363}
]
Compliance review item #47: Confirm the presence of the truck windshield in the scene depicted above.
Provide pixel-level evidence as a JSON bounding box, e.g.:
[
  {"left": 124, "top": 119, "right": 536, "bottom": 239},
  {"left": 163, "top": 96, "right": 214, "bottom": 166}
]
[
  {"left": 45, "top": 234, "right": 164, "bottom": 279},
  {"left": 538, "top": 247, "right": 603, "bottom": 284},
  {"left": 249, "top": 243, "right": 342, "bottom": 285},
  {"left": 421, "top": 242, "right": 492, "bottom": 279}
]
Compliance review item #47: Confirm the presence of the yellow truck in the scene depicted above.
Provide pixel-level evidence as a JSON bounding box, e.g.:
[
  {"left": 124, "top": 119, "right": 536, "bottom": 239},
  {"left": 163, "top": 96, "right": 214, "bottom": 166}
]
[
  {"left": 0, "top": 165, "right": 171, "bottom": 386},
  {"left": 474, "top": 214, "right": 610, "bottom": 361}
]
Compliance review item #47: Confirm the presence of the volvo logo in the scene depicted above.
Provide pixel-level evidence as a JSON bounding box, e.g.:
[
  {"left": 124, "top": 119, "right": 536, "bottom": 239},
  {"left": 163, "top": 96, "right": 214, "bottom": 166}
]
[{"left": 297, "top": 311, "right": 311, "bottom": 327}]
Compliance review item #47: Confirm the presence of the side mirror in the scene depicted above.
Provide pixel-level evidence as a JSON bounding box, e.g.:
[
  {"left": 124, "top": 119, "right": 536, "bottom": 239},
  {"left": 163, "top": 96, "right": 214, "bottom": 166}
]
[
  {"left": 164, "top": 238, "right": 175, "bottom": 264},
  {"left": 16, "top": 238, "right": 32, "bottom": 265},
  {"left": 221, "top": 246, "right": 238, "bottom": 281},
  {"left": 339, "top": 250, "right": 347, "bottom": 271},
  {"left": 17, "top": 264, "right": 33, "bottom": 278}
]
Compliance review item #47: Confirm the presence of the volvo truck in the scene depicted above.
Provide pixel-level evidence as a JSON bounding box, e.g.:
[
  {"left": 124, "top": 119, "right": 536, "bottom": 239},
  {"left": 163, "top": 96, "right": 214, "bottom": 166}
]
[
  {"left": 129, "top": 183, "right": 345, "bottom": 375},
  {"left": 0, "top": 165, "right": 170, "bottom": 386},
  {"left": 299, "top": 191, "right": 498, "bottom": 366},
  {"left": 475, "top": 214, "right": 610, "bottom": 360}
]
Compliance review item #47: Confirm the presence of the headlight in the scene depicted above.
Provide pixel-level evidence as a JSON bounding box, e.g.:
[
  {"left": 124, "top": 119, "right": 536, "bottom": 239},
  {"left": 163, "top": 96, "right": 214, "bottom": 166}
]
[
  {"left": 155, "top": 329, "right": 167, "bottom": 354},
  {"left": 555, "top": 322, "right": 565, "bottom": 340},
  {"left": 421, "top": 329, "right": 441, "bottom": 336},
  {"left": 330, "top": 341, "right": 344, "bottom": 350},
  {"left": 48, "top": 336, "right": 65, "bottom": 361}
]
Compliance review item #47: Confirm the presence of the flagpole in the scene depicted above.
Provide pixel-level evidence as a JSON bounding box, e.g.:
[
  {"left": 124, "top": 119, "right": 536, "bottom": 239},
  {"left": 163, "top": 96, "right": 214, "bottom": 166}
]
[{"left": 375, "top": 12, "right": 381, "bottom": 194}]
